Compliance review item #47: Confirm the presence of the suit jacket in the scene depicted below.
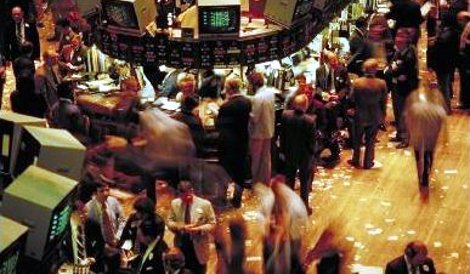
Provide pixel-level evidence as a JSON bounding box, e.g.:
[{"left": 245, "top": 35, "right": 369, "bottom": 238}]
[
  {"left": 315, "top": 64, "right": 351, "bottom": 96},
  {"left": 280, "top": 110, "right": 316, "bottom": 163},
  {"left": 390, "top": 45, "right": 419, "bottom": 96},
  {"left": 173, "top": 110, "right": 205, "bottom": 157},
  {"left": 216, "top": 94, "right": 252, "bottom": 157},
  {"left": 352, "top": 76, "right": 387, "bottom": 126},
  {"left": 134, "top": 238, "right": 168, "bottom": 274},
  {"left": 3, "top": 20, "right": 40, "bottom": 61},
  {"left": 59, "top": 44, "right": 87, "bottom": 75},
  {"left": 386, "top": 0, "right": 424, "bottom": 30},
  {"left": 167, "top": 196, "right": 216, "bottom": 264},
  {"left": 385, "top": 255, "right": 436, "bottom": 274}
]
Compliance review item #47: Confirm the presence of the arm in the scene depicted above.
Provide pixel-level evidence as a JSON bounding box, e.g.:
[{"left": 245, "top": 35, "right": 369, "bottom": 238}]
[
  {"left": 167, "top": 200, "right": 184, "bottom": 233},
  {"left": 192, "top": 201, "right": 216, "bottom": 234},
  {"left": 30, "top": 25, "right": 41, "bottom": 60}
]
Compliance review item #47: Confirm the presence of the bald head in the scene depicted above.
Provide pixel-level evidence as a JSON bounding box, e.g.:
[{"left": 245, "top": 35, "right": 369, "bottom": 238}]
[
  {"left": 293, "top": 94, "right": 309, "bottom": 112},
  {"left": 363, "top": 58, "right": 379, "bottom": 76}
]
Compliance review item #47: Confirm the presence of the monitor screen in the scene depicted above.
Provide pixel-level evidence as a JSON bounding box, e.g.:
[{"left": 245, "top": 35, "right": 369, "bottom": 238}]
[
  {"left": 43, "top": 198, "right": 74, "bottom": 256},
  {"left": 0, "top": 120, "right": 14, "bottom": 173},
  {"left": 0, "top": 233, "right": 26, "bottom": 274},
  {"left": 199, "top": 6, "right": 240, "bottom": 34},
  {"left": 103, "top": 0, "right": 139, "bottom": 29}
]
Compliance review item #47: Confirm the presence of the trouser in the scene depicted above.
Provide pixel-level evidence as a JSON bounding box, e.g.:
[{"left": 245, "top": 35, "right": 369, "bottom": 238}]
[
  {"left": 250, "top": 138, "right": 272, "bottom": 185},
  {"left": 179, "top": 235, "right": 207, "bottom": 274},
  {"left": 436, "top": 70, "right": 452, "bottom": 110},
  {"left": 285, "top": 155, "right": 314, "bottom": 207},
  {"left": 220, "top": 153, "right": 249, "bottom": 207},
  {"left": 352, "top": 124, "right": 379, "bottom": 168},
  {"left": 391, "top": 90, "right": 408, "bottom": 141},
  {"left": 458, "top": 54, "right": 470, "bottom": 107},
  {"left": 414, "top": 150, "right": 434, "bottom": 187}
]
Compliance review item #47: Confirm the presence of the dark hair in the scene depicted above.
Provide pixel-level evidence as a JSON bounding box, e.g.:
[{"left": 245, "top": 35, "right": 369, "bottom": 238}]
[
  {"left": 355, "top": 17, "right": 368, "bottom": 29},
  {"left": 181, "top": 95, "right": 199, "bottom": 112},
  {"left": 57, "top": 81, "right": 74, "bottom": 99},
  {"left": 133, "top": 197, "right": 155, "bottom": 216},
  {"left": 178, "top": 181, "right": 193, "bottom": 193},
  {"left": 91, "top": 181, "right": 108, "bottom": 193},
  {"left": 405, "top": 241, "right": 428, "bottom": 258},
  {"left": 247, "top": 72, "right": 265, "bottom": 89},
  {"left": 140, "top": 219, "right": 159, "bottom": 238}
]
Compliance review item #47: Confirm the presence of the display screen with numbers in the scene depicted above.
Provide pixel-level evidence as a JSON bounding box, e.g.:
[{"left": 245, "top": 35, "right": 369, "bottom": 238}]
[
  {"left": 0, "top": 234, "right": 26, "bottom": 274},
  {"left": 199, "top": 6, "right": 240, "bottom": 34},
  {"left": 43, "top": 201, "right": 73, "bottom": 255}
]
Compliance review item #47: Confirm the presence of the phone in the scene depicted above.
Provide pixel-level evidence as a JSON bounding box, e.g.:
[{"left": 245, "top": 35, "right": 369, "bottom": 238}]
[{"left": 121, "top": 240, "right": 132, "bottom": 251}]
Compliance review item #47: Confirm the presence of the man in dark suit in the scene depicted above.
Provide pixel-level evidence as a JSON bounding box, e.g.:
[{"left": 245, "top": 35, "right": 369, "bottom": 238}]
[
  {"left": 173, "top": 95, "right": 205, "bottom": 157},
  {"left": 3, "top": 6, "right": 40, "bottom": 62},
  {"left": 133, "top": 219, "right": 168, "bottom": 274},
  {"left": 315, "top": 52, "right": 351, "bottom": 164},
  {"left": 216, "top": 77, "right": 252, "bottom": 208},
  {"left": 387, "top": 31, "right": 419, "bottom": 149},
  {"left": 386, "top": 0, "right": 424, "bottom": 43},
  {"left": 385, "top": 241, "right": 436, "bottom": 274},
  {"left": 280, "top": 94, "right": 316, "bottom": 214},
  {"left": 349, "top": 59, "right": 387, "bottom": 169}
]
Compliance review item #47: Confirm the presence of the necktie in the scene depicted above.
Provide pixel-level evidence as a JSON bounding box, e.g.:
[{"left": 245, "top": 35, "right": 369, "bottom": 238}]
[
  {"left": 101, "top": 203, "right": 116, "bottom": 246},
  {"left": 330, "top": 69, "right": 336, "bottom": 93},
  {"left": 76, "top": 223, "right": 87, "bottom": 261},
  {"left": 16, "top": 23, "right": 24, "bottom": 45},
  {"left": 184, "top": 203, "right": 191, "bottom": 224}
]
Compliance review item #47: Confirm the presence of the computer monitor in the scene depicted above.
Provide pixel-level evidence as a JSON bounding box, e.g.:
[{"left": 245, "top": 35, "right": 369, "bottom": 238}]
[
  {"left": 0, "top": 216, "right": 29, "bottom": 274},
  {"left": 0, "top": 111, "right": 46, "bottom": 177},
  {"left": 264, "top": 0, "right": 313, "bottom": 27},
  {"left": 0, "top": 166, "right": 77, "bottom": 261},
  {"left": 198, "top": 0, "right": 241, "bottom": 37},
  {"left": 102, "top": 0, "right": 157, "bottom": 34},
  {"left": 13, "top": 126, "right": 86, "bottom": 181}
]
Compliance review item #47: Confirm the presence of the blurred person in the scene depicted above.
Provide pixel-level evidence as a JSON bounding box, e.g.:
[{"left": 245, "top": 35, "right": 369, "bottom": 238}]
[
  {"left": 348, "top": 59, "right": 388, "bottom": 169},
  {"left": 387, "top": 29, "right": 419, "bottom": 149},
  {"left": 404, "top": 80, "right": 447, "bottom": 194},
  {"left": 386, "top": 0, "right": 424, "bottom": 43},
  {"left": 167, "top": 181, "right": 216, "bottom": 274},
  {"left": 35, "top": 50, "right": 62, "bottom": 108},
  {"left": 199, "top": 68, "right": 224, "bottom": 99},
  {"left": 385, "top": 241, "right": 436, "bottom": 274},
  {"left": 12, "top": 41, "right": 35, "bottom": 80},
  {"left": 163, "top": 247, "right": 192, "bottom": 274},
  {"left": 347, "top": 17, "right": 373, "bottom": 76},
  {"left": 47, "top": 0, "right": 78, "bottom": 41},
  {"left": 214, "top": 216, "right": 248, "bottom": 274},
  {"left": 132, "top": 219, "right": 169, "bottom": 274},
  {"left": 259, "top": 177, "right": 308, "bottom": 274},
  {"left": 10, "top": 72, "right": 47, "bottom": 117},
  {"left": 3, "top": 6, "right": 40, "bottom": 62},
  {"left": 280, "top": 94, "right": 316, "bottom": 214},
  {"left": 215, "top": 77, "right": 252, "bottom": 208},
  {"left": 58, "top": 34, "right": 86, "bottom": 76},
  {"left": 49, "top": 81, "right": 89, "bottom": 136},
  {"left": 457, "top": 11, "right": 470, "bottom": 109},
  {"left": 367, "top": 13, "right": 395, "bottom": 65},
  {"left": 85, "top": 182, "right": 125, "bottom": 273},
  {"left": 248, "top": 72, "right": 276, "bottom": 185},
  {"left": 173, "top": 95, "right": 205, "bottom": 158},
  {"left": 0, "top": 53, "right": 5, "bottom": 109},
  {"left": 56, "top": 18, "right": 77, "bottom": 52}
]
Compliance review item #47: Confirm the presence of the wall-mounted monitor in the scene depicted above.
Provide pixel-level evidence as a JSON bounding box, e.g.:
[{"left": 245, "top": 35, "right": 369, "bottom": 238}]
[
  {"left": 0, "top": 166, "right": 77, "bottom": 261},
  {"left": 264, "top": 0, "right": 313, "bottom": 27},
  {"left": 102, "top": 0, "right": 157, "bottom": 34},
  {"left": 198, "top": 0, "right": 241, "bottom": 37}
]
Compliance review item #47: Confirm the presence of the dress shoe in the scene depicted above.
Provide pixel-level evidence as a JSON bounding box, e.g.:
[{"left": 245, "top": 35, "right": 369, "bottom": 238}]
[
  {"left": 363, "top": 162, "right": 375, "bottom": 169},
  {"left": 389, "top": 136, "right": 402, "bottom": 142},
  {"left": 347, "top": 159, "right": 360, "bottom": 168},
  {"left": 306, "top": 206, "right": 313, "bottom": 216},
  {"left": 396, "top": 142, "right": 409, "bottom": 149}
]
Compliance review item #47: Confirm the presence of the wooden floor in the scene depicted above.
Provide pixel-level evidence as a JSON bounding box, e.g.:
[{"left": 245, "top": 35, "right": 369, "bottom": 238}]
[{"left": 3, "top": 13, "right": 469, "bottom": 274}]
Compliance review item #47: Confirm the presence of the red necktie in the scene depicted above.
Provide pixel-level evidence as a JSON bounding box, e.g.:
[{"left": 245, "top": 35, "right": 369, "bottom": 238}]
[{"left": 101, "top": 203, "right": 116, "bottom": 246}]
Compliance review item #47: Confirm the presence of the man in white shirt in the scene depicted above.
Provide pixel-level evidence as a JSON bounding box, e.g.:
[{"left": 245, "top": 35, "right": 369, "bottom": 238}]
[{"left": 248, "top": 72, "right": 276, "bottom": 185}]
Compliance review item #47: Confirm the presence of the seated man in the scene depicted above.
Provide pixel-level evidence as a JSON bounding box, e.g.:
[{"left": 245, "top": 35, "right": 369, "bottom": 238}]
[
  {"left": 49, "top": 81, "right": 89, "bottom": 136},
  {"left": 35, "top": 50, "right": 62, "bottom": 109}
]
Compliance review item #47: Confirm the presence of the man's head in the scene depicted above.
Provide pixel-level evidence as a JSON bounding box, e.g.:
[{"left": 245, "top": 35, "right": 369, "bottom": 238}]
[
  {"left": 133, "top": 196, "right": 155, "bottom": 220},
  {"left": 57, "top": 81, "right": 74, "bottom": 99},
  {"left": 326, "top": 52, "right": 339, "bottom": 69},
  {"left": 247, "top": 72, "right": 265, "bottom": 93},
  {"left": 138, "top": 219, "right": 159, "bottom": 245},
  {"left": 395, "top": 28, "right": 412, "bottom": 51},
  {"left": 363, "top": 58, "right": 379, "bottom": 76},
  {"left": 178, "top": 181, "right": 194, "bottom": 204},
  {"left": 224, "top": 77, "right": 242, "bottom": 97},
  {"left": 11, "top": 6, "right": 24, "bottom": 23},
  {"left": 405, "top": 241, "right": 429, "bottom": 266},
  {"left": 292, "top": 94, "right": 309, "bottom": 113},
  {"left": 457, "top": 11, "right": 470, "bottom": 27},
  {"left": 94, "top": 182, "right": 110, "bottom": 204},
  {"left": 180, "top": 94, "right": 199, "bottom": 113},
  {"left": 70, "top": 34, "right": 82, "bottom": 49},
  {"left": 177, "top": 73, "right": 196, "bottom": 96}
]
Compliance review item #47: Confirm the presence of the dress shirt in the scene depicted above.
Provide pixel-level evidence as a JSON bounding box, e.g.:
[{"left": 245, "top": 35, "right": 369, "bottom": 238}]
[{"left": 85, "top": 196, "right": 125, "bottom": 242}]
